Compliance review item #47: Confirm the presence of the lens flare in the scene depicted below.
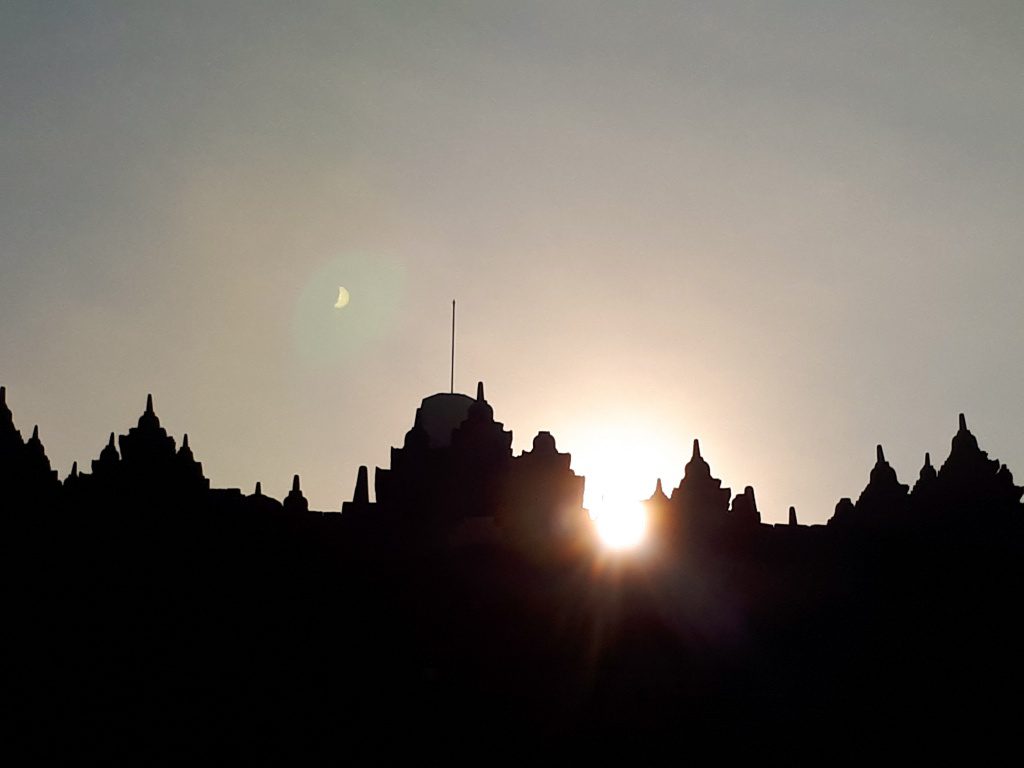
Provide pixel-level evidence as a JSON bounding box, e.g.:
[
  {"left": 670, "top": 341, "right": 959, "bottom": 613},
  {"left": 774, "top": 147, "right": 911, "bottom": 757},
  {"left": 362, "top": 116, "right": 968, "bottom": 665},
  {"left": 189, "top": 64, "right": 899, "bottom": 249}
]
[{"left": 590, "top": 495, "right": 647, "bottom": 550}]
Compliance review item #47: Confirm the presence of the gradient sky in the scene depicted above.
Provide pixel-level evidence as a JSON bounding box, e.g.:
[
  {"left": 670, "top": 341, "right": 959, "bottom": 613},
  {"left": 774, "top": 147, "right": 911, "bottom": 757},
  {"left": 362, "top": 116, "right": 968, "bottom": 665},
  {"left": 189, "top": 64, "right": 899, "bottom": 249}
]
[{"left": 3, "top": 2, "right": 1022, "bottom": 523}]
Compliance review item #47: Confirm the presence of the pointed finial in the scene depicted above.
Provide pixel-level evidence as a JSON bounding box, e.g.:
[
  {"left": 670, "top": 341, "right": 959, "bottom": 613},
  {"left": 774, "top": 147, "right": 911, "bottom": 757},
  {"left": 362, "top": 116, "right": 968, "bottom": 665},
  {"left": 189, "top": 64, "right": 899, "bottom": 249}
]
[
  {"left": 182, "top": 434, "right": 189, "bottom": 448},
  {"left": 789, "top": 506, "right": 798, "bottom": 526},
  {"left": 353, "top": 465, "right": 369, "bottom": 505},
  {"left": 146, "top": 393, "right": 154, "bottom": 414},
  {"left": 31, "top": 425, "right": 39, "bottom": 440},
  {"left": 876, "top": 445, "right": 885, "bottom": 463},
  {"left": 108, "top": 432, "right": 115, "bottom": 447},
  {"left": 292, "top": 474, "right": 301, "bottom": 492},
  {"left": 655, "top": 478, "right": 664, "bottom": 496},
  {"left": 924, "top": 452, "right": 932, "bottom": 468},
  {"left": 255, "top": 481, "right": 262, "bottom": 496},
  {"left": 0, "top": 386, "right": 5, "bottom": 405},
  {"left": 476, "top": 381, "right": 485, "bottom": 402},
  {"left": 959, "top": 413, "right": 967, "bottom": 431},
  {"left": 692, "top": 439, "right": 701, "bottom": 460},
  {"left": 70, "top": 461, "right": 78, "bottom": 478}
]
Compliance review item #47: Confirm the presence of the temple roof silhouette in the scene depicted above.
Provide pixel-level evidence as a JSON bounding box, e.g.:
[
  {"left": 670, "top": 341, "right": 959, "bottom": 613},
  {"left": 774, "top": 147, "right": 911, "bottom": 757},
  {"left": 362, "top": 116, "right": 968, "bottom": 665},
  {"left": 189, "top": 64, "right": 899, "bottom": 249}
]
[
  {"left": 5, "top": 381, "right": 1024, "bottom": 757},
  {"left": 413, "top": 392, "right": 475, "bottom": 448},
  {"left": 2, "top": 380, "right": 1022, "bottom": 532}
]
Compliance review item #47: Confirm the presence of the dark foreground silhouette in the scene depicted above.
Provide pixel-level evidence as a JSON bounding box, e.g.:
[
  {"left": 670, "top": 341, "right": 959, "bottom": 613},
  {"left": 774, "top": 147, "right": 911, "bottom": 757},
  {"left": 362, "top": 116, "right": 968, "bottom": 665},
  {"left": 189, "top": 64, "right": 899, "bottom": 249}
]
[{"left": 4, "top": 384, "right": 1024, "bottom": 759}]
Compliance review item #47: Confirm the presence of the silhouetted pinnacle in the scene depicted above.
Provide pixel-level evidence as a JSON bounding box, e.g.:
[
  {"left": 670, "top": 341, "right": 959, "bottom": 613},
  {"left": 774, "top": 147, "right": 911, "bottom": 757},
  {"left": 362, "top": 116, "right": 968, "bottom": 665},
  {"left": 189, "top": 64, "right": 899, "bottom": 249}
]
[
  {"left": 182, "top": 434, "right": 190, "bottom": 449},
  {"left": 26, "top": 425, "right": 45, "bottom": 456},
  {"left": 284, "top": 473, "right": 309, "bottom": 514},
  {"left": 476, "top": 381, "right": 485, "bottom": 402},
  {"left": 730, "top": 485, "right": 760, "bottom": 525},
  {"left": 829, "top": 497, "right": 856, "bottom": 527},
  {"left": 353, "top": 465, "right": 369, "bottom": 505},
  {"left": 93, "top": 431, "right": 119, "bottom": 473},
  {"left": 255, "top": 481, "right": 262, "bottom": 496},
  {"left": 876, "top": 445, "right": 885, "bottom": 463},
  {"left": 911, "top": 450, "right": 938, "bottom": 502},
  {"left": 692, "top": 439, "right": 701, "bottom": 460},
  {"left": 342, "top": 465, "right": 372, "bottom": 515},
  {"left": 135, "top": 393, "right": 161, "bottom": 431},
  {"left": 789, "top": 506, "right": 798, "bottom": 526},
  {"left": 950, "top": 412, "right": 980, "bottom": 455},
  {"left": 531, "top": 431, "right": 557, "bottom": 454},
  {"left": 0, "top": 386, "right": 5, "bottom": 405},
  {"left": 70, "top": 461, "right": 78, "bottom": 478},
  {"left": 655, "top": 478, "right": 664, "bottom": 496}
]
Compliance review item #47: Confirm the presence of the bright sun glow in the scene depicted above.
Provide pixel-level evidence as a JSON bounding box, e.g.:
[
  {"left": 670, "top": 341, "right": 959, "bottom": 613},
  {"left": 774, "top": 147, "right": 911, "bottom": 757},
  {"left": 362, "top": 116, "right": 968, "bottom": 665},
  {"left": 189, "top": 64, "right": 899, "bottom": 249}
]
[
  {"left": 590, "top": 495, "right": 647, "bottom": 550},
  {"left": 559, "top": 420, "right": 684, "bottom": 550}
]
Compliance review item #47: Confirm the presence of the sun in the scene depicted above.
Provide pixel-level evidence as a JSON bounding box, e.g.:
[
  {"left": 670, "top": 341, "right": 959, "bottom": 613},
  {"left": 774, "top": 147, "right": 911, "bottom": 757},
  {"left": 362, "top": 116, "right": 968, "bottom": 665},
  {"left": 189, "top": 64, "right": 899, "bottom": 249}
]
[
  {"left": 590, "top": 494, "right": 647, "bottom": 550},
  {"left": 565, "top": 422, "right": 679, "bottom": 549}
]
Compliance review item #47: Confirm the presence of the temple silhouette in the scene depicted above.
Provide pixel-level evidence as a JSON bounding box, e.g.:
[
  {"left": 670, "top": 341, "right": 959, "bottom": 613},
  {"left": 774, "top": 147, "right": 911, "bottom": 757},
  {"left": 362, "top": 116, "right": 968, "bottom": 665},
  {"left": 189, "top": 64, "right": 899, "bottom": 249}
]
[{"left": 4, "top": 381, "right": 1024, "bottom": 758}]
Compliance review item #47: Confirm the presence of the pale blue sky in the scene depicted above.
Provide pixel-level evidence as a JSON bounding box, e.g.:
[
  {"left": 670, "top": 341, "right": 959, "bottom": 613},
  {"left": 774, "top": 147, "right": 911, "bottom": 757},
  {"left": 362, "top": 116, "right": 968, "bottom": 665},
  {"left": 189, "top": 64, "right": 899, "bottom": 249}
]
[{"left": 2, "top": 2, "right": 1022, "bottom": 522}]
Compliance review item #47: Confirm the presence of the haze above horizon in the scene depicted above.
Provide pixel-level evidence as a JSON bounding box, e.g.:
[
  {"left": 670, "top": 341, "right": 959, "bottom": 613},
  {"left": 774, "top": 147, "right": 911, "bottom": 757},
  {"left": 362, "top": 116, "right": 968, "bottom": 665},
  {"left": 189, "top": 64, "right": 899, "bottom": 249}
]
[{"left": 2, "top": 2, "right": 1022, "bottom": 523}]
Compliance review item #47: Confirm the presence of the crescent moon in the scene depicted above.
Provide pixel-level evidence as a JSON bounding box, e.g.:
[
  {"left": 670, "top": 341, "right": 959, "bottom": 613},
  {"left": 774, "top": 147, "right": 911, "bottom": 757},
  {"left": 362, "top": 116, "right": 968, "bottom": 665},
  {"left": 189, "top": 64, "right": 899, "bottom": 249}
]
[{"left": 334, "top": 286, "right": 350, "bottom": 309}]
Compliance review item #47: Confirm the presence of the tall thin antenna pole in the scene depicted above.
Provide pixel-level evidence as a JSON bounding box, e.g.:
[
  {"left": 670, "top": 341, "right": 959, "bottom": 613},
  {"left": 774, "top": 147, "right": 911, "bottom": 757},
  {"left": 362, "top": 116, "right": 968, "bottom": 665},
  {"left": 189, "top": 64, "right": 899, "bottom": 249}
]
[{"left": 450, "top": 300, "right": 456, "bottom": 394}]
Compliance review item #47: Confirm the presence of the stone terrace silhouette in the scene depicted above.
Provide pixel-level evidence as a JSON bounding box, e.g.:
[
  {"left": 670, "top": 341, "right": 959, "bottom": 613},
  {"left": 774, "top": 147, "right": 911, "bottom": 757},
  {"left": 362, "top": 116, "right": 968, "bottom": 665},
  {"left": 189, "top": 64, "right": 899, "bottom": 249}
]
[{"left": 4, "top": 382, "right": 1024, "bottom": 758}]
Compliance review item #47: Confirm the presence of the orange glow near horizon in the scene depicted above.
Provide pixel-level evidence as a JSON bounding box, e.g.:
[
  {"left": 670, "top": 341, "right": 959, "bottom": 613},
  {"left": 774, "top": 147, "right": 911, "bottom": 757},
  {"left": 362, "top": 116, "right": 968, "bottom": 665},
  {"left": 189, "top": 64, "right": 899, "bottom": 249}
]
[
  {"left": 569, "top": 423, "right": 679, "bottom": 550},
  {"left": 589, "top": 495, "right": 647, "bottom": 550}
]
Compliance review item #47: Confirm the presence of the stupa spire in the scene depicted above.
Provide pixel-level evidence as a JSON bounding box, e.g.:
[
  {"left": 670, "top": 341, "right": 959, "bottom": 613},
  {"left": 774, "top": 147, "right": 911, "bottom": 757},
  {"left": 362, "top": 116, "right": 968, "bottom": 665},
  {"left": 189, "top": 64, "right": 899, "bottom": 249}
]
[
  {"left": 283, "top": 473, "right": 309, "bottom": 513},
  {"left": 146, "top": 393, "right": 154, "bottom": 414},
  {"left": 876, "top": 445, "right": 885, "bottom": 463},
  {"left": 353, "top": 465, "right": 369, "bottom": 505},
  {"left": 476, "top": 381, "right": 485, "bottom": 402},
  {"left": 959, "top": 413, "right": 967, "bottom": 432},
  {"left": 692, "top": 439, "right": 701, "bottom": 460}
]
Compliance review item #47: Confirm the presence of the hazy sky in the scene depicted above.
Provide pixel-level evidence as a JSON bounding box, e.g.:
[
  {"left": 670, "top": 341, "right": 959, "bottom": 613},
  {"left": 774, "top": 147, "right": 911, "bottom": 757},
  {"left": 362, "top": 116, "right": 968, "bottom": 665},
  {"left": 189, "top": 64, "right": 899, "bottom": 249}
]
[{"left": 3, "top": 2, "right": 1022, "bottom": 523}]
